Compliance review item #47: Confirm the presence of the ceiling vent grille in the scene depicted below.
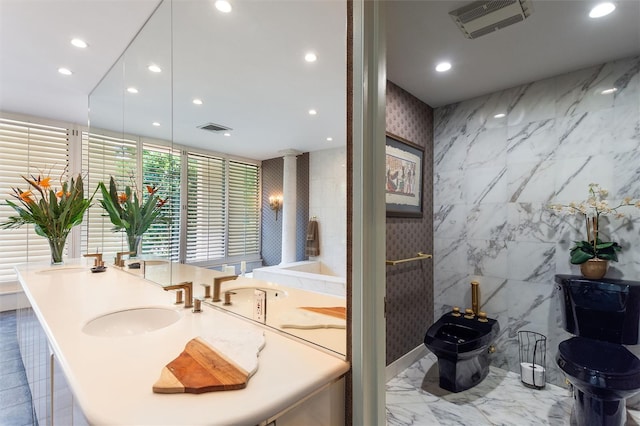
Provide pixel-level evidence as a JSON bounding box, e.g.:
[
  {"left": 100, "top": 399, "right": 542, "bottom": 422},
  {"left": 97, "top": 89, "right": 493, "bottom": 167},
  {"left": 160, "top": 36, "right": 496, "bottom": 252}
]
[
  {"left": 449, "top": 0, "right": 533, "bottom": 39},
  {"left": 198, "top": 122, "right": 232, "bottom": 133}
]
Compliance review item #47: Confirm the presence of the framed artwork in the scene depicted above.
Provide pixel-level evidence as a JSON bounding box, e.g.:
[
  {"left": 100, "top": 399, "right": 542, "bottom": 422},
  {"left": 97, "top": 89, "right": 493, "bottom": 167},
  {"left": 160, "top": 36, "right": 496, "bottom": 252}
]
[{"left": 385, "top": 133, "right": 424, "bottom": 218}]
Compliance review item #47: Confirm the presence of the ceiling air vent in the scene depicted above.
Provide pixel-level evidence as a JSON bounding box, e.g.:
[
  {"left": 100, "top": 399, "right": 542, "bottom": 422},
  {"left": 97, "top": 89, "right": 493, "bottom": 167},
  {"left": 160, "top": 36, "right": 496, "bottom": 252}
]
[
  {"left": 198, "top": 122, "right": 232, "bottom": 133},
  {"left": 449, "top": 0, "right": 533, "bottom": 39}
]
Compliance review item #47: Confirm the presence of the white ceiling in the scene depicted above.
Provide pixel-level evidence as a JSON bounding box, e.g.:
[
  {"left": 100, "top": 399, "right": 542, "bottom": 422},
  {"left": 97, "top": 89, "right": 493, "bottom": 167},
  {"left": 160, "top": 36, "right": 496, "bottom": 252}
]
[
  {"left": 387, "top": 0, "right": 640, "bottom": 107},
  {"left": 1, "top": 0, "right": 639, "bottom": 160},
  {"left": 87, "top": 0, "right": 347, "bottom": 161},
  {"left": 0, "top": 0, "right": 160, "bottom": 126}
]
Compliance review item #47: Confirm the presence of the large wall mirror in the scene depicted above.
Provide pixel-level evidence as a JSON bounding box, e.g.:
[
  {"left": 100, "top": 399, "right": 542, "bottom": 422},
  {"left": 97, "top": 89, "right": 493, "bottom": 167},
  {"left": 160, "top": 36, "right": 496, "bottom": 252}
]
[{"left": 87, "top": 0, "right": 347, "bottom": 357}]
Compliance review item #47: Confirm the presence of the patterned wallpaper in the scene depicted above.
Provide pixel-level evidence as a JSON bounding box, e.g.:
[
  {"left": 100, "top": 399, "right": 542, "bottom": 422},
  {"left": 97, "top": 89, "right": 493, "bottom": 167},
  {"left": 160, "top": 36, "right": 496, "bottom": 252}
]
[
  {"left": 261, "top": 157, "right": 283, "bottom": 266},
  {"left": 385, "top": 81, "right": 434, "bottom": 365},
  {"left": 261, "top": 154, "right": 309, "bottom": 266},
  {"left": 296, "top": 153, "right": 310, "bottom": 262}
]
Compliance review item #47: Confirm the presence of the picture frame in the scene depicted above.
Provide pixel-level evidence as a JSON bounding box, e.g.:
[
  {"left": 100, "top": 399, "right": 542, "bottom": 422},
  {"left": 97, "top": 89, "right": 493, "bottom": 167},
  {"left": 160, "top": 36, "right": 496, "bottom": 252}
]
[{"left": 385, "top": 133, "right": 424, "bottom": 218}]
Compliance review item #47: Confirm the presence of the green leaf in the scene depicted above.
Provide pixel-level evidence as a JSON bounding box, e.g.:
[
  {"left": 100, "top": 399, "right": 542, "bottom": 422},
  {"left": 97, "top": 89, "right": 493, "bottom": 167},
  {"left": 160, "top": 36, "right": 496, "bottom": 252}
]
[
  {"left": 570, "top": 249, "right": 594, "bottom": 264},
  {"left": 97, "top": 176, "right": 169, "bottom": 240}
]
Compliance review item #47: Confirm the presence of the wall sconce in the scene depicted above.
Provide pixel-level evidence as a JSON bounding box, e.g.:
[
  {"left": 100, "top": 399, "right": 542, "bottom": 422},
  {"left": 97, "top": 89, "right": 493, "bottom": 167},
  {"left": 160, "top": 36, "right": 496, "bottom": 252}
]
[{"left": 269, "top": 195, "right": 283, "bottom": 220}]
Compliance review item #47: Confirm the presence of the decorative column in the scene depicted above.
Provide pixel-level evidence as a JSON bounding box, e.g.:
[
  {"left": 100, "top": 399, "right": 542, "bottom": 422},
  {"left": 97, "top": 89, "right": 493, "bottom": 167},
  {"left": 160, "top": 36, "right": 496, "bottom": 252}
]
[{"left": 280, "top": 149, "right": 300, "bottom": 264}]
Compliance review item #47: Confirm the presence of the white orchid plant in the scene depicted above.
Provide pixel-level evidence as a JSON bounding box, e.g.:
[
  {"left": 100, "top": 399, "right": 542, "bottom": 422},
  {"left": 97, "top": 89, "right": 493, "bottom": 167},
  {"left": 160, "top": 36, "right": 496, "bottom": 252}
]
[{"left": 549, "top": 183, "right": 640, "bottom": 264}]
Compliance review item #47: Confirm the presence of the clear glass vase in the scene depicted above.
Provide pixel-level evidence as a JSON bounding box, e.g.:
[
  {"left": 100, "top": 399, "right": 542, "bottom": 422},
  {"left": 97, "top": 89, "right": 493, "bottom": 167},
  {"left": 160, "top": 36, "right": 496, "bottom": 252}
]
[
  {"left": 48, "top": 236, "right": 67, "bottom": 265},
  {"left": 127, "top": 234, "right": 142, "bottom": 258}
]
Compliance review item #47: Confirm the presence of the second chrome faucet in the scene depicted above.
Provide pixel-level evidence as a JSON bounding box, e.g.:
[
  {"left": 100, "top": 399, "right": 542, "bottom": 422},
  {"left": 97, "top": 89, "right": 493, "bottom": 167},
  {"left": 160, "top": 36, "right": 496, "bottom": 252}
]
[
  {"left": 164, "top": 281, "right": 193, "bottom": 309},
  {"left": 213, "top": 275, "right": 238, "bottom": 302}
]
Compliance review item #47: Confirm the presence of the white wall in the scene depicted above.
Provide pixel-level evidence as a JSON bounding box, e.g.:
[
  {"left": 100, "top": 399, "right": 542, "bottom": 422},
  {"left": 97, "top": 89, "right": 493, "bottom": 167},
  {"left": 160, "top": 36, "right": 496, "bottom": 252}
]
[
  {"left": 433, "top": 55, "right": 640, "bottom": 387},
  {"left": 309, "top": 147, "right": 347, "bottom": 278}
]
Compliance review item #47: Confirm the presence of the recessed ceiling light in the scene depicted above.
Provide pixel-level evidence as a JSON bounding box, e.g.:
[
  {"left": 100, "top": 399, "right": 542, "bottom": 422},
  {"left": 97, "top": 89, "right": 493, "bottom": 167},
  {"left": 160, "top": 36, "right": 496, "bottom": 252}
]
[
  {"left": 223, "top": 132, "right": 231, "bottom": 137},
  {"left": 326, "top": 137, "right": 333, "bottom": 141},
  {"left": 305, "top": 52, "right": 317, "bottom": 62},
  {"left": 58, "top": 67, "right": 72, "bottom": 75},
  {"left": 148, "top": 64, "right": 162, "bottom": 73},
  {"left": 152, "top": 122, "right": 160, "bottom": 127},
  {"left": 193, "top": 98, "right": 203, "bottom": 105},
  {"left": 494, "top": 113, "right": 506, "bottom": 118},
  {"left": 601, "top": 88, "right": 618, "bottom": 94},
  {"left": 435, "top": 62, "right": 452, "bottom": 72},
  {"left": 308, "top": 109, "right": 317, "bottom": 115},
  {"left": 589, "top": 2, "right": 615, "bottom": 18},
  {"left": 215, "top": 0, "right": 232, "bottom": 13},
  {"left": 70, "top": 38, "right": 87, "bottom": 48},
  {"left": 127, "top": 87, "right": 138, "bottom": 94}
]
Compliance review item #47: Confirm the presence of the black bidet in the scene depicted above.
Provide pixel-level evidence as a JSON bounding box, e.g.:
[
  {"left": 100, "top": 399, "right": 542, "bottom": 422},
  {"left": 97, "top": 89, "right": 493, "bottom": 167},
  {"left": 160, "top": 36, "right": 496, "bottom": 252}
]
[{"left": 424, "top": 311, "right": 499, "bottom": 392}]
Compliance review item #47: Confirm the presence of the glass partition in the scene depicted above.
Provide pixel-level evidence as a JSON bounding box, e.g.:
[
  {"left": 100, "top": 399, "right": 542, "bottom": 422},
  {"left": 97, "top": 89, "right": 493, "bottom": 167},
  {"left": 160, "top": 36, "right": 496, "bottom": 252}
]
[
  {"left": 88, "top": 0, "right": 347, "bottom": 357},
  {"left": 87, "top": 0, "right": 174, "bottom": 268}
]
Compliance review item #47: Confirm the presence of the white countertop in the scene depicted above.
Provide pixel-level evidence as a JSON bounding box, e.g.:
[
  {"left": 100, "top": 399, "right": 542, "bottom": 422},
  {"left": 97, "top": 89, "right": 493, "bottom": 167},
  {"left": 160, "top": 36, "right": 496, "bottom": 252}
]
[{"left": 16, "top": 259, "right": 350, "bottom": 426}]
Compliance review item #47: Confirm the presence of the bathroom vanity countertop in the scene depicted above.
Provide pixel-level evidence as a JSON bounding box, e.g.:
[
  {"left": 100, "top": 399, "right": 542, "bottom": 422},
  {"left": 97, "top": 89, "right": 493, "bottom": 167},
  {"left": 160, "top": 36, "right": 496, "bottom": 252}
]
[{"left": 16, "top": 259, "right": 350, "bottom": 426}]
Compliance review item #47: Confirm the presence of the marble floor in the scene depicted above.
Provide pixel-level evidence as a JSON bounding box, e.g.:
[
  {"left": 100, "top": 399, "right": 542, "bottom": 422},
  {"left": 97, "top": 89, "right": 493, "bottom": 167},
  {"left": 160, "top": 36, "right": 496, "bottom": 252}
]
[{"left": 386, "top": 352, "right": 640, "bottom": 426}]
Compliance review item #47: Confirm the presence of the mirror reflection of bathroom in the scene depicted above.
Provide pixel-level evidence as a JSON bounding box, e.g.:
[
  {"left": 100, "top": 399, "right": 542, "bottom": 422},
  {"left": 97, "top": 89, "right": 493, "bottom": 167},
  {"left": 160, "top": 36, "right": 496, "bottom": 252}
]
[
  {"left": 384, "top": 0, "right": 640, "bottom": 424},
  {"left": 87, "top": 0, "right": 347, "bottom": 357}
]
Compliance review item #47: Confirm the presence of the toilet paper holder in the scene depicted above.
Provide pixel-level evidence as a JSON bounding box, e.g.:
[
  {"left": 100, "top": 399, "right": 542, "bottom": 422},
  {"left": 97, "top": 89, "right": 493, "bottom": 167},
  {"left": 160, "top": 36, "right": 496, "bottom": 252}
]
[{"left": 518, "top": 330, "right": 546, "bottom": 389}]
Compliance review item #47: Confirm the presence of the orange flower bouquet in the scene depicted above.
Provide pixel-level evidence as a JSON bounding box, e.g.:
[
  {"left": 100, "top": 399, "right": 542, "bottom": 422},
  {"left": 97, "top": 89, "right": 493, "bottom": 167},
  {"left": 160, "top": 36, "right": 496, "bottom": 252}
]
[
  {"left": 1, "top": 174, "right": 94, "bottom": 264},
  {"left": 98, "top": 176, "right": 169, "bottom": 257}
]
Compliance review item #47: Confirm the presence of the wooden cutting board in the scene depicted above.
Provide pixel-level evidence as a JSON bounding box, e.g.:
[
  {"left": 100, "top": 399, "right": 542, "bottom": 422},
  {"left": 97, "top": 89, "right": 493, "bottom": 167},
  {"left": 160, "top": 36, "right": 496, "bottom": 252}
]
[
  {"left": 153, "top": 337, "right": 250, "bottom": 394},
  {"left": 299, "top": 306, "right": 346, "bottom": 320}
]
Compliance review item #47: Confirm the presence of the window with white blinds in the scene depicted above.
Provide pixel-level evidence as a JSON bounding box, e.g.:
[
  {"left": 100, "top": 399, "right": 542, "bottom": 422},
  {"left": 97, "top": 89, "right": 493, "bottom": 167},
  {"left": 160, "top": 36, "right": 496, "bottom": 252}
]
[
  {"left": 185, "top": 153, "right": 260, "bottom": 263},
  {"left": 142, "top": 143, "right": 181, "bottom": 261},
  {"left": 185, "top": 152, "right": 226, "bottom": 262},
  {"left": 0, "top": 117, "right": 69, "bottom": 283},
  {"left": 81, "top": 131, "right": 138, "bottom": 258},
  {"left": 227, "top": 160, "right": 260, "bottom": 258},
  {"left": 1, "top": 119, "right": 261, "bottom": 279}
]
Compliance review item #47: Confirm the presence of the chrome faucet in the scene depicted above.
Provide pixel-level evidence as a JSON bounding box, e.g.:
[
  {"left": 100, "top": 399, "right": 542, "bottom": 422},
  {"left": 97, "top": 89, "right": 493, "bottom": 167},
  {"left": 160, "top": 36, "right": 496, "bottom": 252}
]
[
  {"left": 223, "top": 290, "right": 235, "bottom": 306},
  {"left": 471, "top": 280, "right": 480, "bottom": 315},
  {"left": 192, "top": 297, "right": 202, "bottom": 313},
  {"left": 115, "top": 251, "right": 133, "bottom": 267},
  {"left": 164, "top": 281, "right": 193, "bottom": 309},
  {"left": 84, "top": 252, "right": 103, "bottom": 267},
  {"left": 213, "top": 275, "right": 238, "bottom": 302}
]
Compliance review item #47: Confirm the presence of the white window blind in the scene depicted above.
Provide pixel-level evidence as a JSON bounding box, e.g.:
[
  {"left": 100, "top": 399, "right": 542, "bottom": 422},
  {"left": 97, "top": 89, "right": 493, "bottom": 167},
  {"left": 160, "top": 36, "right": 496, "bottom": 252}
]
[
  {"left": 81, "top": 131, "right": 138, "bottom": 258},
  {"left": 227, "top": 160, "right": 260, "bottom": 257},
  {"left": 0, "top": 117, "right": 69, "bottom": 283},
  {"left": 142, "top": 143, "right": 181, "bottom": 261},
  {"left": 1, "top": 119, "right": 261, "bottom": 278},
  {"left": 185, "top": 152, "right": 226, "bottom": 262}
]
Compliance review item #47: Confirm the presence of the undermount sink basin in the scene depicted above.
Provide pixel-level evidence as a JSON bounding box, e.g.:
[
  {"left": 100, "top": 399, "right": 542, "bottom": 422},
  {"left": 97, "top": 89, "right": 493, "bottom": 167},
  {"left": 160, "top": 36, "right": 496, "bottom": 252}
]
[{"left": 82, "top": 307, "right": 182, "bottom": 337}]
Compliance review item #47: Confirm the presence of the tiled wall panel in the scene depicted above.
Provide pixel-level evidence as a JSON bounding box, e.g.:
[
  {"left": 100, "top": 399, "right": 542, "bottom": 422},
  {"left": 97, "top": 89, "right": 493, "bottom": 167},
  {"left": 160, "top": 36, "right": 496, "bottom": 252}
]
[
  {"left": 309, "top": 148, "right": 347, "bottom": 277},
  {"left": 433, "top": 55, "right": 640, "bottom": 387}
]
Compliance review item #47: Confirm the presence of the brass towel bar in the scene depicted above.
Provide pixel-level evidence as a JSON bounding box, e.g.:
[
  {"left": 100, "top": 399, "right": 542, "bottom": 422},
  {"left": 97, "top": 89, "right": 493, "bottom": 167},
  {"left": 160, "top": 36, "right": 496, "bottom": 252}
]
[{"left": 385, "top": 252, "right": 433, "bottom": 266}]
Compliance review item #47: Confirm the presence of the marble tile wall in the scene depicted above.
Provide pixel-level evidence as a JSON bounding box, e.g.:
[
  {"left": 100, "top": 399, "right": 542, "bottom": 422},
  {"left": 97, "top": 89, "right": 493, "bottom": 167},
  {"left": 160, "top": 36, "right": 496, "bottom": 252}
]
[{"left": 433, "top": 55, "right": 640, "bottom": 388}]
